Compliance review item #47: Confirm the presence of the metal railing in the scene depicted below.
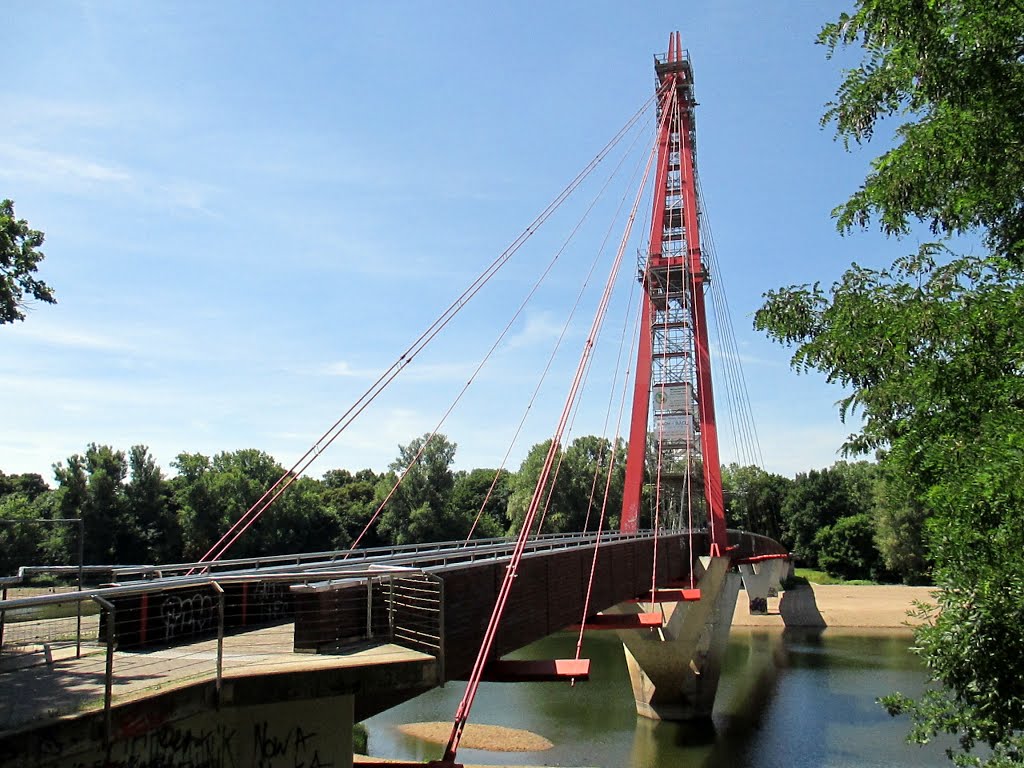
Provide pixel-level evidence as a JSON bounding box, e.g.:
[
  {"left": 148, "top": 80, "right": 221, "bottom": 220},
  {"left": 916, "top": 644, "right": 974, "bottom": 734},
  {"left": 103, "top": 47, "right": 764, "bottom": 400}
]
[{"left": 0, "top": 567, "right": 443, "bottom": 744}]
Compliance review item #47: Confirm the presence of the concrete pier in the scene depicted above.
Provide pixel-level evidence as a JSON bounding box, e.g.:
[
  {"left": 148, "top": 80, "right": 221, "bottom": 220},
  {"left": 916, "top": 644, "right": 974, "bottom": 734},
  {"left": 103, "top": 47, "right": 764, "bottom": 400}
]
[
  {"left": 738, "top": 559, "right": 786, "bottom": 615},
  {"left": 616, "top": 556, "right": 740, "bottom": 720}
]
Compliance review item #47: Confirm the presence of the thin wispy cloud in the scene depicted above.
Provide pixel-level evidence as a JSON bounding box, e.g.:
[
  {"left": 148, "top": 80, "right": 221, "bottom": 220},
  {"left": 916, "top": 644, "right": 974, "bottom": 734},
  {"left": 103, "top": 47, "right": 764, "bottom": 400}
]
[
  {"left": 507, "top": 310, "right": 567, "bottom": 350},
  {"left": 0, "top": 141, "right": 220, "bottom": 216},
  {"left": 0, "top": 143, "right": 132, "bottom": 186},
  {"left": 7, "top": 322, "right": 136, "bottom": 352},
  {"left": 320, "top": 360, "right": 379, "bottom": 379}
]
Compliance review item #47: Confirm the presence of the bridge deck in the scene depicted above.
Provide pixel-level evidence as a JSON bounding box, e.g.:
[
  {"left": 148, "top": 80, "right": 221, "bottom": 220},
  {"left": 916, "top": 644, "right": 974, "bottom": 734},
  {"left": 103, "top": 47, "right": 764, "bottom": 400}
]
[{"left": 0, "top": 623, "right": 434, "bottom": 738}]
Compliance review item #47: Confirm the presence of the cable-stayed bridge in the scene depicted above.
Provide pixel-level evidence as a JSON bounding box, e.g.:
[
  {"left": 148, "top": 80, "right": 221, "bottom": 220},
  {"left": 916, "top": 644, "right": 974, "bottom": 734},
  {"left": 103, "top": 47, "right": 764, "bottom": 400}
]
[{"left": 0, "top": 34, "right": 791, "bottom": 768}]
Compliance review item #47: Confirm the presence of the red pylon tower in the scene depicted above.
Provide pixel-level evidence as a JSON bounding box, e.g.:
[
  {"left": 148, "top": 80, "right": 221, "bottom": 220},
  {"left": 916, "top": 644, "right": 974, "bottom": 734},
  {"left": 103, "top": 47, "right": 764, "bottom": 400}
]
[{"left": 620, "top": 33, "right": 727, "bottom": 556}]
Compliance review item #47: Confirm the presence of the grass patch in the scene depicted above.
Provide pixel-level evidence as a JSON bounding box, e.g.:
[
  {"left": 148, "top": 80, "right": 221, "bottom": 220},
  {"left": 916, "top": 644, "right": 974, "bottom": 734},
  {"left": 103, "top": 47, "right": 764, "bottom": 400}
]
[
  {"left": 3, "top": 601, "right": 101, "bottom": 623},
  {"left": 793, "top": 568, "right": 877, "bottom": 586}
]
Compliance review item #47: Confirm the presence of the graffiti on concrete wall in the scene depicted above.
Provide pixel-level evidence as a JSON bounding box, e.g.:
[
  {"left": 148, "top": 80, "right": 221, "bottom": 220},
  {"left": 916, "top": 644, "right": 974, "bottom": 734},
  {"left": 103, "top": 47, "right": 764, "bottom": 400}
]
[{"left": 58, "top": 721, "right": 333, "bottom": 768}]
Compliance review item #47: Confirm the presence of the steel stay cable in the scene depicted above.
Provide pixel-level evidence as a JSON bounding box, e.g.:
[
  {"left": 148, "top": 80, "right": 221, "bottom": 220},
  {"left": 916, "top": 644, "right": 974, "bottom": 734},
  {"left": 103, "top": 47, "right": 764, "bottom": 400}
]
[
  {"left": 575, "top": 237, "right": 643, "bottom": 658},
  {"left": 698, "top": 183, "right": 746, "bottom": 460},
  {"left": 442, "top": 118, "right": 662, "bottom": 765},
  {"left": 536, "top": 101, "right": 670, "bottom": 537},
  {"left": 573, "top": 326, "right": 639, "bottom": 665},
  {"left": 460, "top": 113, "right": 655, "bottom": 543},
  {"left": 655, "top": 89, "right": 682, "bottom": 583},
  {"left": 535, "top": 110, "right": 664, "bottom": 537},
  {"left": 354, "top": 114, "right": 650, "bottom": 553},
  {"left": 193, "top": 96, "right": 658, "bottom": 569},
  {"left": 686, "top": 207, "right": 726, "bottom": 555},
  {"left": 698, "top": 179, "right": 764, "bottom": 468},
  {"left": 190, "top": 93, "right": 658, "bottom": 570},
  {"left": 704, "top": 241, "right": 751, "bottom": 468},
  {"left": 582, "top": 256, "right": 641, "bottom": 537},
  {"left": 575, "top": 269, "right": 641, "bottom": 539}
]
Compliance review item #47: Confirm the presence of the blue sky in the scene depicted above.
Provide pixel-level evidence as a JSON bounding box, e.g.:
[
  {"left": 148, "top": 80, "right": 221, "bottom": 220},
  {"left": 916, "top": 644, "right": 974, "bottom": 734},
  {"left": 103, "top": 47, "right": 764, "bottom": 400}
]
[{"left": 1, "top": 2, "right": 914, "bottom": 482}]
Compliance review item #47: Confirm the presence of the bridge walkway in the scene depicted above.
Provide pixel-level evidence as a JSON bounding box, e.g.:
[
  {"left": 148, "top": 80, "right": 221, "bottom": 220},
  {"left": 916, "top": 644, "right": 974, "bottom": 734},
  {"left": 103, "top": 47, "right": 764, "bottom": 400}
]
[{"left": 0, "top": 622, "right": 434, "bottom": 739}]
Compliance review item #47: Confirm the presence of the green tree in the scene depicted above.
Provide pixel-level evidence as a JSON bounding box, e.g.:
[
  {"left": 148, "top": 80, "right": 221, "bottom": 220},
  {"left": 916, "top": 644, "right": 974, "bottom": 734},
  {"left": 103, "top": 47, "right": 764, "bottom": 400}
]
[
  {"left": 0, "top": 199, "right": 55, "bottom": 324},
  {"left": 54, "top": 444, "right": 128, "bottom": 564},
  {"left": 779, "top": 466, "right": 867, "bottom": 567},
  {"left": 322, "top": 468, "right": 382, "bottom": 548},
  {"left": 563, "top": 435, "right": 625, "bottom": 532},
  {"left": 173, "top": 448, "right": 341, "bottom": 560},
  {"left": 449, "top": 468, "right": 511, "bottom": 539},
  {"left": 124, "top": 445, "right": 180, "bottom": 563},
  {"left": 171, "top": 452, "right": 218, "bottom": 560},
  {"left": 507, "top": 436, "right": 625, "bottom": 535},
  {"left": 873, "top": 460, "right": 931, "bottom": 585},
  {"left": 756, "top": 3, "right": 1024, "bottom": 763},
  {"left": 376, "top": 434, "right": 461, "bottom": 545},
  {"left": 0, "top": 475, "right": 82, "bottom": 570},
  {"left": 0, "top": 471, "right": 49, "bottom": 500},
  {"left": 0, "top": 494, "right": 45, "bottom": 575},
  {"left": 507, "top": 439, "right": 562, "bottom": 535},
  {"left": 814, "top": 512, "right": 883, "bottom": 581},
  {"left": 721, "top": 463, "right": 791, "bottom": 540},
  {"left": 819, "top": 4, "right": 1024, "bottom": 267}
]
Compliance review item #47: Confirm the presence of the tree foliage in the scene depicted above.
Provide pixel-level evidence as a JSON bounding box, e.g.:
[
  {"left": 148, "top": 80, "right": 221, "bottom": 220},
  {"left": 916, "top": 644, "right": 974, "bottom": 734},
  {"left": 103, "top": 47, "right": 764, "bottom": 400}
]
[
  {"left": 820, "top": 2, "right": 1024, "bottom": 265},
  {"left": 814, "top": 512, "right": 883, "bottom": 581},
  {"left": 450, "top": 468, "right": 511, "bottom": 539},
  {"left": 321, "top": 468, "right": 382, "bottom": 548},
  {"left": 721, "top": 462, "right": 791, "bottom": 541},
  {"left": 0, "top": 199, "right": 55, "bottom": 325},
  {"left": 755, "top": 3, "right": 1024, "bottom": 763},
  {"left": 778, "top": 465, "right": 872, "bottom": 567},
  {"left": 376, "top": 433, "right": 465, "bottom": 545},
  {"left": 506, "top": 436, "right": 625, "bottom": 535},
  {"left": 873, "top": 459, "right": 931, "bottom": 584},
  {"left": 54, "top": 444, "right": 128, "bottom": 564}
]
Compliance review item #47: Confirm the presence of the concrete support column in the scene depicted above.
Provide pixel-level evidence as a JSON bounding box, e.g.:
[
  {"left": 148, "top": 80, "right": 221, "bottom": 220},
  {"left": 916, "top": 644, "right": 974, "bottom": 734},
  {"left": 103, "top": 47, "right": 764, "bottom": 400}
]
[
  {"left": 738, "top": 559, "right": 786, "bottom": 615},
  {"left": 616, "top": 556, "right": 740, "bottom": 720}
]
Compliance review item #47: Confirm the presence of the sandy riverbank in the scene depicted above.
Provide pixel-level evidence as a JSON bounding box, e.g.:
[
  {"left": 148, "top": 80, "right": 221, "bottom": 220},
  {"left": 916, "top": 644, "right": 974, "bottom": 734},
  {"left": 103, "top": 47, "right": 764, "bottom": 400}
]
[
  {"left": 732, "top": 583, "right": 935, "bottom": 631},
  {"left": 354, "top": 722, "right": 551, "bottom": 764}
]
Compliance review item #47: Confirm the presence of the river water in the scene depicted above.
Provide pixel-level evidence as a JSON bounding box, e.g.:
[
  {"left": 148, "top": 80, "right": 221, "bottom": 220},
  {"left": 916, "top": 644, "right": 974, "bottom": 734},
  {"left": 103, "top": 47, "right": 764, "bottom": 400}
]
[{"left": 364, "top": 628, "right": 952, "bottom": 767}]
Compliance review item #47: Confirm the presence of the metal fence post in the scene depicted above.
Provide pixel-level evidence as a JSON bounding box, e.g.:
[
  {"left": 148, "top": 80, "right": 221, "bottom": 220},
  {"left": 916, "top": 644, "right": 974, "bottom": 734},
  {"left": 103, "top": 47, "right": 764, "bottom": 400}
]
[
  {"left": 211, "top": 582, "right": 225, "bottom": 708},
  {"left": 0, "top": 586, "right": 7, "bottom": 655},
  {"left": 92, "top": 596, "right": 115, "bottom": 748},
  {"left": 365, "top": 577, "right": 374, "bottom": 640},
  {"left": 76, "top": 518, "right": 84, "bottom": 658},
  {"left": 436, "top": 575, "right": 445, "bottom": 685},
  {"left": 388, "top": 576, "right": 395, "bottom": 642}
]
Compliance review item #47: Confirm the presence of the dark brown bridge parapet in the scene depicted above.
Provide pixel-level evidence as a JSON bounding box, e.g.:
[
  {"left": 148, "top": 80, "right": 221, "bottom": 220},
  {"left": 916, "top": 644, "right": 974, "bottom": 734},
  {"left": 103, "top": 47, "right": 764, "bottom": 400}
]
[
  {"left": 292, "top": 532, "right": 700, "bottom": 680},
  {"left": 726, "top": 530, "right": 790, "bottom": 560}
]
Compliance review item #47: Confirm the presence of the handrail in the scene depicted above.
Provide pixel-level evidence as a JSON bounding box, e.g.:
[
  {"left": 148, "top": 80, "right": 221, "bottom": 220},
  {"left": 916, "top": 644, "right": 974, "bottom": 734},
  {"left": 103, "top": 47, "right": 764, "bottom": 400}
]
[
  {"left": 0, "top": 568, "right": 447, "bottom": 739},
  {"left": 1, "top": 529, "right": 689, "bottom": 588},
  {"left": 0, "top": 567, "right": 429, "bottom": 613}
]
